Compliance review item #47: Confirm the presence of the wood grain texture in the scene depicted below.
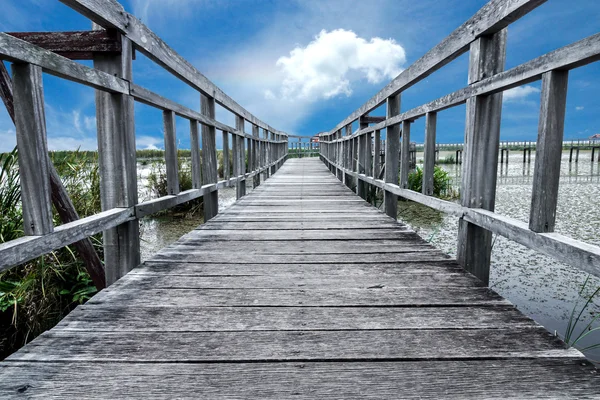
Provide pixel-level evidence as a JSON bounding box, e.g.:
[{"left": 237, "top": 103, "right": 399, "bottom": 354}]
[
  {"left": 529, "top": 70, "right": 568, "bottom": 232},
  {"left": 1, "top": 158, "right": 596, "bottom": 396},
  {"left": 201, "top": 93, "right": 219, "bottom": 220},
  {"left": 6, "top": 30, "right": 122, "bottom": 60},
  {"left": 12, "top": 63, "right": 53, "bottom": 236}
]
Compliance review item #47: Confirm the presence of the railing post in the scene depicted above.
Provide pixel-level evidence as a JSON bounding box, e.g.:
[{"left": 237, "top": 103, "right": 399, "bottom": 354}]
[
  {"left": 94, "top": 35, "right": 140, "bottom": 285},
  {"left": 252, "top": 124, "right": 260, "bottom": 187},
  {"left": 163, "top": 110, "right": 179, "bottom": 195},
  {"left": 344, "top": 125, "right": 353, "bottom": 189},
  {"left": 222, "top": 130, "right": 230, "bottom": 183},
  {"left": 374, "top": 129, "right": 381, "bottom": 180},
  {"left": 190, "top": 120, "right": 202, "bottom": 189},
  {"left": 529, "top": 70, "right": 569, "bottom": 233},
  {"left": 384, "top": 94, "right": 401, "bottom": 219},
  {"left": 12, "top": 63, "right": 53, "bottom": 236},
  {"left": 357, "top": 117, "right": 368, "bottom": 199},
  {"left": 400, "top": 120, "right": 412, "bottom": 188},
  {"left": 457, "top": 29, "right": 507, "bottom": 285},
  {"left": 423, "top": 112, "right": 437, "bottom": 195},
  {"left": 201, "top": 93, "right": 218, "bottom": 221},
  {"left": 235, "top": 115, "right": 247, "bottom": 198}
]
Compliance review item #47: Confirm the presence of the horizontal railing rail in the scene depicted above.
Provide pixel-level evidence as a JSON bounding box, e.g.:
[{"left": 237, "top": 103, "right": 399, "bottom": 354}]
[
  {"left": 0, "top": 0, "right": 289, "bottom": 285},
  {"left": 319, "top": 0, "right": 600, "bottom": 284}
]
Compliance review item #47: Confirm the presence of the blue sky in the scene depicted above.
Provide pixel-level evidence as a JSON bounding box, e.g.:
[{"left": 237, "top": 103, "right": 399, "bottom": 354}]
[{"left": 0, "top": 0, "right": 599, "bottom": 152}]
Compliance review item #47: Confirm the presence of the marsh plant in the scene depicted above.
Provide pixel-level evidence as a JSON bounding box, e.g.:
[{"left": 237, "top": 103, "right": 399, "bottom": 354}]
[
  {"left": 0, "top": 149, "right": 101, "bottom": 360},
  {"left": 407, "top": 166, "right": 458, "bottom": 200},
  {"left": 563, "top": 276, "right": 600, "bottom": 354}
]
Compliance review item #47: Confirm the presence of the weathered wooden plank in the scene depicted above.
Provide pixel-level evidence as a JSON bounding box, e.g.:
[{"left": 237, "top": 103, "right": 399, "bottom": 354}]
[
  {"left": 399, "top": 120, "right": 411, "bottom": 188},
  {"left": 6, "top": 30, "right": 122, "bottom": 60},
  {"left": 59, "top": 0, "right": 286, "bottom": 136},
  {"left": 0, "top": 62, "right": 105, "bottom": 287},
  {"left": 201, "top": 93, "right": 219, "bottom": 220},
  {"left": 457, "top": 29, "right": 507, "bottom": 286},
  {"left": 8, "top": 328, "right": 575, "bottom": 362},
  {"left": 133, "top": 261, "right": 466, "bottom": 276},
  {"left": 135, "top": 186, "right": 216, "bottom": 218},
  {"left": 384, "top": 94, "right": 400, "bottom": 218},
  {"left": 56, "top": 304, "right": 534, "bottom": 332},
  {"left": 94, "top": 33, "right": 139, "bottom": 284},
  {"left": 89, "top": 287, "right": 507, "bottom": 307},
  {"left": 422, "top": 112, "right": 437, "bottom": 195},
  {"left": 325, "top": 0, "right": 545, "bottom": 135},
  {"left": 162, "top": 110, "right": 179, "bottom": 195},
  {"left": 11, "top": 63, "right": 53, "bottom": 236},
  {"left": 323, "top": 32, "right": 600, "bottom": 141},
  {"left": 3, "top": 358, "right": 598, "bottom": 399},
  {"left": 112, "top": 271, "right": 481, "bottom": 289},
  {"left": 0, "top": 33, "right": 129, "bottom": 93},
  {"left": 189, "top": 120, "right": 202, "bottom": 188},
  {"left": 529, "top": 70, "right": 568, "bottom": 232},
  {"left": 222, "top": 130, "right": 230, "bottom": 180},
  {"left": 151, "top": 251, "right": 450, "bottom": 264},
  {"left": 0, "top": 208, "right": 134, "bottom": 272}
]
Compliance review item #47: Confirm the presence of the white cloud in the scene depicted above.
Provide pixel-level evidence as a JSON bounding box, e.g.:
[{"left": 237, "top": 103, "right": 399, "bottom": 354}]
[
  {"left": 503, "top": 85, "right": 541, "bottom": 102},
  {"left": 136, "top": 135, "right": 164, "bottom": 150},
  {"left": 576, "top": 106, "right": 584, "bottom": 111},
  {"left": 274, "top": 29, "right": 406, "bottom": 101}
]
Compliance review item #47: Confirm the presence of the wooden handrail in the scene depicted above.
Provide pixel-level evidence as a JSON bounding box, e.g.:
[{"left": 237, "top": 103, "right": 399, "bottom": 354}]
[
  {"left": 319, "top": 0, "right": 600, "bottom": 283},
  {"left": 0, "top": 1, "right": 289, "bottom": 284}
]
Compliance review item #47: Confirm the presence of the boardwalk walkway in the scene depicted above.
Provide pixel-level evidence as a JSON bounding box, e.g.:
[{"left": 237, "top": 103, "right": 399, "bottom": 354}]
[{"left": 1, "top": 158, "right": 599, "bottom": 398}]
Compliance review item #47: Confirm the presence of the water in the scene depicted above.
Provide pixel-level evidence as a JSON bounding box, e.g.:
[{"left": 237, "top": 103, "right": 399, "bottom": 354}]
[
  {"left": 136, "top": 159, "right": 244, "bottom": 260},
  {"left": 399, "top": 150, "right": 600, "bottom": 361}
]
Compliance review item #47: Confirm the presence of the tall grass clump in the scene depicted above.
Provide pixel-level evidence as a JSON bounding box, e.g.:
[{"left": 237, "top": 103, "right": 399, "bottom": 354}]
[
  {"left": 563, "top": 276, "right": 600, "bottom": 353},
  {"left": 436, "top": 155, "right": 456, "bottom": 165},
  {"left": 0, "top": 149, "right": 100, "bottom": 360},
  {"left": 407, "top": 166, "right": 458, "bottom": 200},
  {"left": 146, "top": 158, "right": 202, "bottom": 216}
]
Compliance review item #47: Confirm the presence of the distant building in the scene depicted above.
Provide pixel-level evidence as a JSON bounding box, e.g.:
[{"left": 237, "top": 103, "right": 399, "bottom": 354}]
[{"left": 590, "top": 133, "right": 600, "bottom": 141}]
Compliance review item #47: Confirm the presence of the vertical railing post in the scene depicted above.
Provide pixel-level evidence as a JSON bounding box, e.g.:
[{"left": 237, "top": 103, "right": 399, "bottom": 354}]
[
  {"left": 12, "top": 63, "right": 53, "bottom": 236},
  {"left": 529, "top": 70, "right": 569, "bottom": 233},
  {"left": 357, "top": 117, "right": 368, "bottom": 199},
  {"left": 163, "top": 110, "right": 179, "bottom": 195},
  {"left": 384, "top": 94, "right": 401, "bottom": 218},
  {"left": 190, "top": 120, "right": 202, "bottom": 189},
  {"left": 252, "top": 124, "right": 260, "bottom": 187},
  {"left": 222, "top": 130, "right": 230, "bottom": 184},
  {"left": 457, "top": 29, "right": 507, "bottom": 285},
  {"left": 400, "top": 120, "right": 411, "bottom": 189},
  {"left": 94, "top": 35, "right": 139, "bottom": 285},
  {"left": 422, "top": 112, "right": 437, "bottom": 196},
  {"left": 236, "top": 115, "right": 247, "bottom": 198},
  {"left": 201, "top": 93, "right": 218, "bottom": 221},
  {"left": 344, "top": 125, "right": 353, "bottom": 189},
  {"left": 374, "top": 129, "right": 381, "bottom": 180}
]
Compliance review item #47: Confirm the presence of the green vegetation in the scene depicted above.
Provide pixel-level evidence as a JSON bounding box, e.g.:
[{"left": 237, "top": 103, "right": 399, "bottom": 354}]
[
  {"left": 407, "top": 166, "right": 458, "bottom": 200},
  {"left": 436, "top": 155, "right": 456, "bottom": 165},
  {"left": 0, "top": 149, "right": 102, "bottom": 360},
  {"left": 563, "top": 276, "right": 600, "bottom": 353}
]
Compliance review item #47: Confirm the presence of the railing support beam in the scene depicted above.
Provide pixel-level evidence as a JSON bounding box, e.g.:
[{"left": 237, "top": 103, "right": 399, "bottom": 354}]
[
  {"left": 529, "top": 70, "right": 569, "bottom": 233},
  {"left": 384, "top": 94, "right": 401, "bottom": 218},
  {"left": 457, "top": 29, "right": 507, "bottom": 285},
  {"left": 93, "top": 34, "right": 139, "bottom": 285}
]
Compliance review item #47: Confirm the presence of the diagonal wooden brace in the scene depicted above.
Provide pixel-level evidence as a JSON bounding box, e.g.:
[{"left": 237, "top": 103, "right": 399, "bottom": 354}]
[{"left": 0, "top": 61, "right": 105, "bottom": 289}]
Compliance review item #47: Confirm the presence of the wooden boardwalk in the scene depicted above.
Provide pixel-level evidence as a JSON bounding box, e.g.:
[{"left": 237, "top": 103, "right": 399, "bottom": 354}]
[{"left": 1, "top": 158, "right": 599, "bottom": 398}]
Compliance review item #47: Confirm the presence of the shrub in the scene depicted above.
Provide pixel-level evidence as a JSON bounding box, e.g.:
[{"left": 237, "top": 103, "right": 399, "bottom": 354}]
[{"left": 407, "top": 166, "right": 458, "bottom": 199}]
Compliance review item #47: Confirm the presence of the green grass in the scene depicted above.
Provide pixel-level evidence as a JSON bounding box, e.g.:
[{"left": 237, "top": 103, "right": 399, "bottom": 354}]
[
  {"left": 563, "top": 275, "right": 600, "bottom": 353},
  {"left": 407, "top": 166, "right": 459, "bottom": 200},
  {"left": 0, "top": 149, "right": 102, "bottom": 360}
]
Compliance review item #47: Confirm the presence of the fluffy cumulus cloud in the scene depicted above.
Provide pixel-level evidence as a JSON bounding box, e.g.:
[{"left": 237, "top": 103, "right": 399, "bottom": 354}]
[
  {"left": 272, "top": 29, "right": 406, "bottom": 101},
  {"left": 503, "top": 85, "right": 541, "bottom": 102}
]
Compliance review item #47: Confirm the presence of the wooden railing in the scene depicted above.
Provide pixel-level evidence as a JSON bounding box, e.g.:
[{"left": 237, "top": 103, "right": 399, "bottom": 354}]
[
  {"left": 319, "top": 0, "right": 600, "bottom": 285},
  {"left": 0, "top": 0, "right": 288, "bottom": 286}
]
